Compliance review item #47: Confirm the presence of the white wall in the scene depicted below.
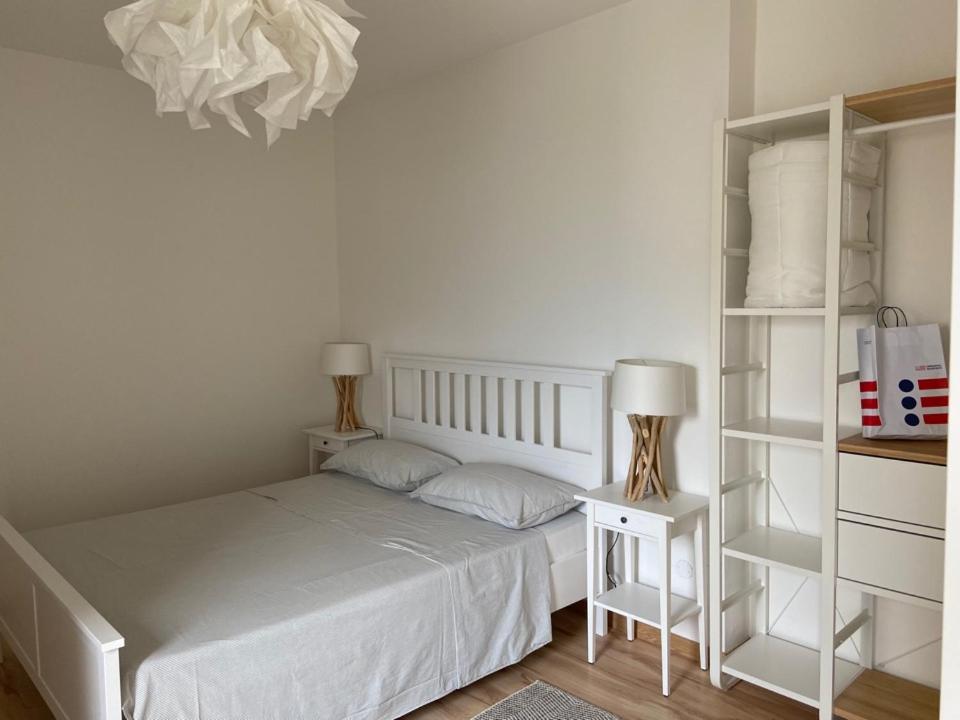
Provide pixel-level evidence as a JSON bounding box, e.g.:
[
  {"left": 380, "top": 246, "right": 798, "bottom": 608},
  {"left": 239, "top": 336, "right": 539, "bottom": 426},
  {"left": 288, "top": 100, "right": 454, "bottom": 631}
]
[
  {"left": 0, "top": 48, "right": 341, "bottom": 531},
  {"left": 753, "top": 0, "right": 956, "bottom": 688},
  {"left": 941, "top": 10, "right": 960, "bottom": 711},
  {"left": 754, "top": 0, "right": 956, "bottom": 116},
  {"left": 755, "top": 0, "right": 956, "bottom": 334},
  {"left": 728, "top": 0, "right": 756, "bottom": 119},
  {"left": 334, "top": 0, "right": 733, "bottom": 612}
]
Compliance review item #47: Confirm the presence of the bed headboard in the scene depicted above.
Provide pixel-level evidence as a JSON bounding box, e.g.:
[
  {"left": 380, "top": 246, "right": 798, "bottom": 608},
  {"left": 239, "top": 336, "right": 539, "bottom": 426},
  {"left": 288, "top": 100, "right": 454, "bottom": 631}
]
[{"left": 383, "top": 354, "right": 610, "bottom": 491}]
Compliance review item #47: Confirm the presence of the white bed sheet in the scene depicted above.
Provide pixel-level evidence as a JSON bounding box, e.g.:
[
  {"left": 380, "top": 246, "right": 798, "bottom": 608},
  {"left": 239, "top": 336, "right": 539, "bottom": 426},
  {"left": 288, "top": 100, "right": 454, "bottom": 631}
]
[{"left": 26, "top": 473, "right": 555, "bottom": 720}]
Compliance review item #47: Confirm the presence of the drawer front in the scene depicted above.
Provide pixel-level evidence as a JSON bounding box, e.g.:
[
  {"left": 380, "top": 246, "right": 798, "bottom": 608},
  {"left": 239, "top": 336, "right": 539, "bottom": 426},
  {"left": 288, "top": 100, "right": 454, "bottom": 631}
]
[
  {"left": 594, "top": 505, "right": 654, "bottom": 536},
  {"left": 839, "top": 453, "right": 946, "bottom": 529},
  {"left": 312, "top": 436, "right": 347, "bottom": 452},
  {"left": 838, "top": 520, "right": 944, "bottom": 602}
]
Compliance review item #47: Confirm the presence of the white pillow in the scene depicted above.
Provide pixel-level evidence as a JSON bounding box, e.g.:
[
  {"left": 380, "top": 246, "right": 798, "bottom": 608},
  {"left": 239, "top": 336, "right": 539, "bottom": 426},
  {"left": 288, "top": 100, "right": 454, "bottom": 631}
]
[
  {"left": 320, "top": 439, "right": 459, "bottom": 492},
  {"left": 413, "top": 463, "right": 581, "bottom": 529}
]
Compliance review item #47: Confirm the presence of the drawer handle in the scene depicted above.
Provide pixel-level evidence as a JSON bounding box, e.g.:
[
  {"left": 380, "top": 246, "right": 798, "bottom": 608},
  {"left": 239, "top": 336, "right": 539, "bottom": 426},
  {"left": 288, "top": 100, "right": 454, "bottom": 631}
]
[
  {"left": 322, "top": 440, "right": 329, "bottom": 446},
  {"left": 620, "top": 516, "right": 628, "bottom": 524}
]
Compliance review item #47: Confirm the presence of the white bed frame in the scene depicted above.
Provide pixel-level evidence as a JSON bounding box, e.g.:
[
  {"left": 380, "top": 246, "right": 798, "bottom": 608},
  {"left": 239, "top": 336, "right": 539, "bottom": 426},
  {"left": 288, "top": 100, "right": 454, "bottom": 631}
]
[
  {"left": 0, "top": 514, "right": 123, "bottom": 720},
  {"left": 384, "top": 354, "right": 609, "bottom": 489},
  {"left": 384, "top": 354, "right": 612, "bottom": 611},
  {"left": 0, "top": 354, "right": 610, "bottom": 720}
]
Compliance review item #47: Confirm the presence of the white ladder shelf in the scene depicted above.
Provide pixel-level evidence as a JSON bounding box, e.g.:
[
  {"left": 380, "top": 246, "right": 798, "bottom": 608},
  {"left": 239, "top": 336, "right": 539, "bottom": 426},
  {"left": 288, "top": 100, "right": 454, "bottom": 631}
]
[{"left": 708, "top": 94, "right": 888, "bottom": 717}]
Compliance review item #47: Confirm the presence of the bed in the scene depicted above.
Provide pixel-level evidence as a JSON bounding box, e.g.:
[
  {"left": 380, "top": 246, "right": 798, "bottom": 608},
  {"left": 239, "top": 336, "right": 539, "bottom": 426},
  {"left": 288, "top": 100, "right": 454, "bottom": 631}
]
[{"left": 0, "top": 355, "right": 610, "bottom": 720}]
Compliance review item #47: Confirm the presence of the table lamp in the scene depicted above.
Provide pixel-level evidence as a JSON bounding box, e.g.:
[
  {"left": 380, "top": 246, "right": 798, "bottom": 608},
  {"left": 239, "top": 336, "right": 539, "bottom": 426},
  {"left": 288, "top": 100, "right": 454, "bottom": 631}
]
[
  {"left": 321, "top": 343, "right": 372, "bottom": 432},
  {"left": 611, "top": 359, "right": 687, "bottom": 502}
]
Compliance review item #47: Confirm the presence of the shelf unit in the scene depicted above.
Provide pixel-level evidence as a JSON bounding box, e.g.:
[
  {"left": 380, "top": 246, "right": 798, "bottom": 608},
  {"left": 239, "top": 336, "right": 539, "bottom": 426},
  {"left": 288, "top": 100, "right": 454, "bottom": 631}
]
[
  {"left": 724, "top": 634, "right": 862, "bottom": 709},
  {"left": 722, "top": 526, "right": 822, "bottom": 577},
  {"left": 594, "top": 582, "right": 700, "bottom": 630},
  {"left": 709, "top": 93, "right": 858, "bottom": 716},
  {"left": 847, "top": 77, "right": 955, "bottom": 124},
  {"left": 721, "top": 417, "right": 824, "bottom": 449},
  {"left": 710, "top": 78, "right": 955, "bottom": 719}
]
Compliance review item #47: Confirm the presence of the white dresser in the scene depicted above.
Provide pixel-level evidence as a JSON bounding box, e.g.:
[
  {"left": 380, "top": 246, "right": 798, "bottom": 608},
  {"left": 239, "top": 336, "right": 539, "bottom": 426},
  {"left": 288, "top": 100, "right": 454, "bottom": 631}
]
[{"left": 836, "top": 436, "right": 947, "bottom": 607}]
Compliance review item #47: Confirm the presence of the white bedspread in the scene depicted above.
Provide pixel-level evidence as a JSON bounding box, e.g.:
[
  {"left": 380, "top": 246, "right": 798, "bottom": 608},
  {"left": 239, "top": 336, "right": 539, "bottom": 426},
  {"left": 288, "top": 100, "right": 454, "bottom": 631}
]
[{"left": 26, "top": 473, "right": 553, "bottom": 720}]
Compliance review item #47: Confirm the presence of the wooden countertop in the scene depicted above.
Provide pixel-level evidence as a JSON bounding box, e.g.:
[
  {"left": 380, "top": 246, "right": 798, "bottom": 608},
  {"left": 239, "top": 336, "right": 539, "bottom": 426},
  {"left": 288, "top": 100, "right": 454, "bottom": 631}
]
[{"left": 838, "top": 434, "right": 947, "bottom": 466}]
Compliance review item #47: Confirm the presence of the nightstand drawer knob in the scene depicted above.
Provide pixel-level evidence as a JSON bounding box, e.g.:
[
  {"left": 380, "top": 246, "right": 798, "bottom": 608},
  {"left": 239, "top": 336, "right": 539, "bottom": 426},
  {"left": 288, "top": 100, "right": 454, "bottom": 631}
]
[
  {"left": 322, "top": 440, "right": 329, "bottom": 446},
  {"left": 620, "top": 516, "right": 628, "bottom": 524}
]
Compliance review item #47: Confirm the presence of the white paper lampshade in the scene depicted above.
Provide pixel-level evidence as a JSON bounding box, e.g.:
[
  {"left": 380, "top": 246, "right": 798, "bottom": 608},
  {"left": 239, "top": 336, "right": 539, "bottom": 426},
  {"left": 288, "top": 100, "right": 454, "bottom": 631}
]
[
  {"left": 320, "top": 343, "right": 371, "bottom": 376},
  {"left": 611, "top": 359, "right": 687, "bottom": 417}
]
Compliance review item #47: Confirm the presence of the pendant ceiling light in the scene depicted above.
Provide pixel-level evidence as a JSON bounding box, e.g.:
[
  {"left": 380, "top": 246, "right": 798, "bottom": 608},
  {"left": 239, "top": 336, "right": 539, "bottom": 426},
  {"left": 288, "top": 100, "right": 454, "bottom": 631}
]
[{"left": 104, "top": 0, "right": 362, "bottom": 146}]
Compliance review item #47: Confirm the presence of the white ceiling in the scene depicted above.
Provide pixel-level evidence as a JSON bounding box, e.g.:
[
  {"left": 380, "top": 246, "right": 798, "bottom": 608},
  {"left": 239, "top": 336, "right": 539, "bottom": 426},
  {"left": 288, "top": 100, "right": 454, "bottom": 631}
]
[{"left": 0, "top": 0, "right": 632, "bottom": 99}]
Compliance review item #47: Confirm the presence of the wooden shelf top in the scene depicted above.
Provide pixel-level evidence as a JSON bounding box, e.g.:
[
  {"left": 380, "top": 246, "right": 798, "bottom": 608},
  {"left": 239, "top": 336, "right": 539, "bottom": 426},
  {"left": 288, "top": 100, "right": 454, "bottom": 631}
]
[
  {"left": 839, "top": 434, "right": 947, "bottom": 465},
  {"left": 835, "top": 670, "right": 939, "bottom": 720},
  {"left": 846, "top": 77, "right": 955, "bottom": 123}
]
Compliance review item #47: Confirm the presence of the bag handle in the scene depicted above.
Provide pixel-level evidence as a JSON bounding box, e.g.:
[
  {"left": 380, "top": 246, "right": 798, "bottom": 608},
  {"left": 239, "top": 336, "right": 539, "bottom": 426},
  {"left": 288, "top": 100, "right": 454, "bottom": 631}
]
[{"left": 876, "top": 305, "right": 908, "bottom": 328}]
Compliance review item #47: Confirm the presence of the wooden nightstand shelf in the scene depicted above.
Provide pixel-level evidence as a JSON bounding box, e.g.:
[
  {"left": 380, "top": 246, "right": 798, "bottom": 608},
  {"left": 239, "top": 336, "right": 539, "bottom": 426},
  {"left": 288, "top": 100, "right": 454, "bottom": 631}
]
[{"left": 303, "top": 425, "right": 378, "bottom": 473}]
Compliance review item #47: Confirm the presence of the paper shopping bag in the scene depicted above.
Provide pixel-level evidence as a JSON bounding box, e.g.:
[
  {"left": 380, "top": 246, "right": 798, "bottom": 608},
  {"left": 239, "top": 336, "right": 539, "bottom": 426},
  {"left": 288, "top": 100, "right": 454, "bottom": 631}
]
[{"left": 857, "top": 324, "right": 948, "bottom": 438}]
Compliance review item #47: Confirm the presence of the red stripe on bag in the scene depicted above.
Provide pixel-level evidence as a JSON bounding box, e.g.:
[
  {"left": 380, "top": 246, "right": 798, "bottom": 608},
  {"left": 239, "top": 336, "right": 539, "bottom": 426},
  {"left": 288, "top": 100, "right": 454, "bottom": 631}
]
[
  {"left": 862, "top": 416, "right": 882, "bottom": 426},
  {"left": 861, "top": 398, "right": 879, "bottom": 409},
  {"left": 921, "top": 395, "right": 949, "bottom": 408},
  {"left": 923, "top": 413, "right": 948, "bottom": 425},
  {"left": 918, "top": 378, "right": 949, "bottom": 390},
  {"left": 860, "top": 381, "right": 878, "bottom": 392}
]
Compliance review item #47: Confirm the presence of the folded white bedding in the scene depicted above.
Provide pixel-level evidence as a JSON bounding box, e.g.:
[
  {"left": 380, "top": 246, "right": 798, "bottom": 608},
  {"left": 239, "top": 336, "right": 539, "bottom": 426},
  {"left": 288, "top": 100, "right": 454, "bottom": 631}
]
[{"left": 27, "top": 472, "right": 554, "bottom": 720}]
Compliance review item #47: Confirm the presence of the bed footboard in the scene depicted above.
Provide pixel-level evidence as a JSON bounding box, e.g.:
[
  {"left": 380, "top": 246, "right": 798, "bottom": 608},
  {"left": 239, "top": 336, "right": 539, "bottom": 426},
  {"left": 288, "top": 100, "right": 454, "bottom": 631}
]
[{"left": 0, "top": 514, "right": 124, "bottom": 720}]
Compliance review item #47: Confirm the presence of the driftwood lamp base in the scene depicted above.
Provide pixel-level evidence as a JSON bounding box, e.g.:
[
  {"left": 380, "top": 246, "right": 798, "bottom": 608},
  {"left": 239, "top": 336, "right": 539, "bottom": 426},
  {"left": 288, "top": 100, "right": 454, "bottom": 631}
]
[
  {"left": 332, "top": 375, "right": 362, "bottom": 432},
  {"left": 624, "top": 414, "right": 670, "bottom": 502}
]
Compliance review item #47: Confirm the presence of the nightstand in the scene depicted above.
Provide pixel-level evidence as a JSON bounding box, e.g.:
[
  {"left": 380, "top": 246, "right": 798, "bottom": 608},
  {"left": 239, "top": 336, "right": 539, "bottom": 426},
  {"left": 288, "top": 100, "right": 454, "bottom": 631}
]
[
  {"left": 303, "top": 425, "right": 378, "bottom": 473},
  {"left": 575, "top": 481, "right": 709, "bottom": 696}
]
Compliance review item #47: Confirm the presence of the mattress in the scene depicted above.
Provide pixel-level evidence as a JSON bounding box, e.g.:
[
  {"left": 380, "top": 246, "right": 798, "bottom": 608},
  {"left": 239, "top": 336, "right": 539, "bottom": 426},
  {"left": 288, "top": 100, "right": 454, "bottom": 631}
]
[
  {"left": 535, "top": 509, "right": 585, "bottom": 563},
  {"left": 535, "top": 510, "right": 587, "bottom": 612},
  {"left": 27, "top": 472, "right": 556, "bottom": 720}
]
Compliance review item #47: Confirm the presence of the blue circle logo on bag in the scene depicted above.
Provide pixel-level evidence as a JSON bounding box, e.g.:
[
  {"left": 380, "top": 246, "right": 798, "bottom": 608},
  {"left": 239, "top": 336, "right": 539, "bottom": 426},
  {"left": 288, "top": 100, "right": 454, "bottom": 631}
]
[{"left": 897, "top": 376, "right": 948, "bottom": 428}]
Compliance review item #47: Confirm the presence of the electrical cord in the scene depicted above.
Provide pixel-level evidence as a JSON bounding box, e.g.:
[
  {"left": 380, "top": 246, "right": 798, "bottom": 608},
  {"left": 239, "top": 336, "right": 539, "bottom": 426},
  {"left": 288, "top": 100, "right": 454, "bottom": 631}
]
[
  {"left": 356, "top": 425, "right": 383, "bottom": 439},
  {"left": 606, "top": 532, "right": 621, "bottom": 587}
]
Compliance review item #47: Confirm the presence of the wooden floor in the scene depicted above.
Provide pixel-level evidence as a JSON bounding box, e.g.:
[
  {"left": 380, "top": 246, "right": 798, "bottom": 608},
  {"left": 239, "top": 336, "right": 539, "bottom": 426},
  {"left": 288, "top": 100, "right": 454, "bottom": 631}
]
[
  {"left": 0, "top": 644, "right": 49, "bottom": 720},
  {"left": 834, "top": 669, "right": 939, "bottom": 720},
  {"left": 1, "top": 603, "right": 815, "bottom": 720}
]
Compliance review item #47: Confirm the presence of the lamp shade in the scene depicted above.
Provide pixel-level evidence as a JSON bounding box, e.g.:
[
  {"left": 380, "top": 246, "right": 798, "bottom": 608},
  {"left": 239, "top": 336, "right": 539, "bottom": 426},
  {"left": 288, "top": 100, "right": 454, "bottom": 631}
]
[
  {"left": 611, "top": 359, "right": 687, "bottom": 416},
  {"left": 320, "top": 343, "right": 371, "bottom": 376}
]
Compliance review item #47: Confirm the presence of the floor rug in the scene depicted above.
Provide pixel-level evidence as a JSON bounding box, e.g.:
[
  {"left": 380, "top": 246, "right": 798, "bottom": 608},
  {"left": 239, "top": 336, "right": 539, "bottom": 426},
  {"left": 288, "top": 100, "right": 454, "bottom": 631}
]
[{"left": 471, "top": 680, "right": 620, "bottom": 720}]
